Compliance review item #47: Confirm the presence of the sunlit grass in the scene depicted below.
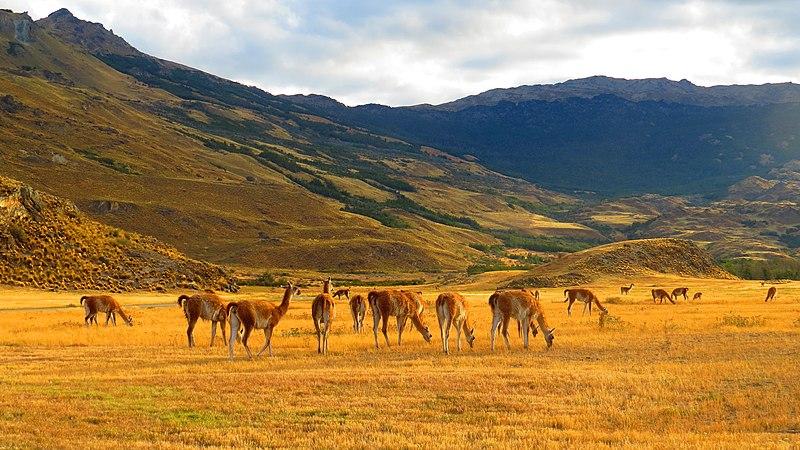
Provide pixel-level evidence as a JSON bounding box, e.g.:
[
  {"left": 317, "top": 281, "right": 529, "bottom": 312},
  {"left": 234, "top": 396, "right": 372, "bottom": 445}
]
[{"left": 0, "top": 278, "right": 799, "bottom": 447}]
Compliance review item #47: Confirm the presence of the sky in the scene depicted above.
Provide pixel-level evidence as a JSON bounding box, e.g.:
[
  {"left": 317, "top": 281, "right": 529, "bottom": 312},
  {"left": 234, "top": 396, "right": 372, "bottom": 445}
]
[{"left": 12, "top": 0, "right": 800, "bottom": 106}]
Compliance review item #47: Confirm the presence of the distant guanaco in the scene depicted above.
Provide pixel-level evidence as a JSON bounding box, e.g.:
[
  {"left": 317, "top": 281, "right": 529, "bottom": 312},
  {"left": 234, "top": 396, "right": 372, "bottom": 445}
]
[
  {"left": 435, "top": 292, "right": 476, "bottom": 354},
  {"left": 489, "top": 289, "right": 555, "bottom": 350},
  {"left": 671, "top": 287, "right": 689, "bottom": 302},
  {"left": 563, "top": 288, "right": 606, "bottom": 316},
  {"left": 311, "top": 278, "right": 335, "bottom": 354},
  {"left": 177, "top": 292, "right": 227, "bottom": 347},
  {"left": 651, "top": 289, "right": 675, "bottom": 304},
  {"left": 765, "top": 286, "right": 777, "bottom": 302},
  {"left": 80, "top": 295, "right": 133, "bottom": 327},
  {"left": 332, "top": 288, "right": 350, "bottom": 300},
  {"left": 227, "top": 283, "right": 300, "bottom": 359},
  {"left": 620, "top": 283, "right": 634, "bottom": 295},
  {"left": 349, "top": 294, "right": 367, "bottom": 333},
  {"left": 692, "top": 292, "right": 702, "bottom": 301},
  {"left": 368, "top": 290, "right": 433, "bottom": 348}
]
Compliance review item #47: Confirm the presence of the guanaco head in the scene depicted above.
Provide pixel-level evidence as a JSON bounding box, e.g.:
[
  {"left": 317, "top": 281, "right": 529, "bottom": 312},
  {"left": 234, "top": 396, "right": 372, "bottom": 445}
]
[
  {"left": 122, "top": 312, "right": 134, "bottom": 327},
  {"left": 323, "top": 277, "right": 331, "bottom": 294},
  {"left": 544, "top": 327, "right": 555, "bottom": 348},
  {"left": 421, "top": 324, "right": 433, "bottom": 343},
  {"left": 466, "top": 325, "right": 476, "bottom": 348},
  {"left": 287, "top": 282, "right": 301, "bottom": 297}
]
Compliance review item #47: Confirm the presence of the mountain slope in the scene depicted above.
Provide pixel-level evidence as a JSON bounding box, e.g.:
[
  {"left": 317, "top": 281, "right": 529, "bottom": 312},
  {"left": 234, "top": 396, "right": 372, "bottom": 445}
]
[
  {"left": 1, "top": 8, "right": 589, "bottom": 273},
  {"left": 0, "top": 176, "right": 234, "bottom": 291}
]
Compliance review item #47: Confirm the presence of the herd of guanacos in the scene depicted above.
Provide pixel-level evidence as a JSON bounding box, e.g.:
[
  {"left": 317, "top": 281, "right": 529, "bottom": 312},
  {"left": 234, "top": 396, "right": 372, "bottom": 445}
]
[{"left": 77, "top": 280, "right": 780, "bottom": 359}]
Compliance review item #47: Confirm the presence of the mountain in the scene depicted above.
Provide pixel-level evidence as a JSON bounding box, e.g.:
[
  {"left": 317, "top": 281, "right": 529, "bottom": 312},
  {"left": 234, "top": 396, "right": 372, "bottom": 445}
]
[
  {"left": 433, "top": 76, "right": 800, "bottom": 111},
  {"left": 0, "top": 8, "right": 590, "bottom": 274},
  {"left": 284, "top": 93, "right": 800, "bottom": 196}
]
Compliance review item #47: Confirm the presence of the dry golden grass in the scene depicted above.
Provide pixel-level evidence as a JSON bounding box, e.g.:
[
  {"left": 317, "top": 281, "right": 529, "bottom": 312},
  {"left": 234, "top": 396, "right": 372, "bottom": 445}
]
[{"left": 1, "top": 278, "right": 799, "bottom": 448}]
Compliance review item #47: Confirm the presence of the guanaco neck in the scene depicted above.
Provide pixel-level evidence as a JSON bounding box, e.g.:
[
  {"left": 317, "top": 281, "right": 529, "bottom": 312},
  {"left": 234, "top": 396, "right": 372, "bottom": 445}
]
[
  {"left": 277, "top": 287, "right": 294, "bottom": 316},
  {"left": 323, "top": 279, "right": 331, "bottom": 294},
  {"left": 410, "top": 314, "right": 427, "bottom": 336}
]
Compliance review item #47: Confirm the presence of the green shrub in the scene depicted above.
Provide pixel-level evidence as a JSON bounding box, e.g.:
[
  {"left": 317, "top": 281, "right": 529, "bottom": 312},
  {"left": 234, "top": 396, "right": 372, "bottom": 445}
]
[{"left": 720, "top": 258, "right": 800, "bottom": 280}]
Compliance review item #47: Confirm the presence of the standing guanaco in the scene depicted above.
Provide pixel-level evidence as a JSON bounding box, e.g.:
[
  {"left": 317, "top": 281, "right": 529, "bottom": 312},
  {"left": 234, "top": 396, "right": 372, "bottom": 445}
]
[
  {"left": 177, "top": 292, "right": 227, "bottom": 347},
  {"left": 368, "top": 290, "right": 433, "bottom": 348},
  {"left": 620, "top": 283, "right": 634, "bottom": 295},
  {"left": 671, "top": 287, "right": 689, "bottom": 302},
  {"left": 564, "top": 288, "right": 605, "bottom": 316},
  {"left": 332, "top": 288, "right": 350, "bottom": 300},
  {"left": 651, "top": 289, "right": 676, "bottom": 304},
  {"left": 80, "top": 295, "right": 133, "bottom": 327},
  {"left": 349, "top": 294, "right": 367, "bottom": 333},
  {"left": 311, "top": 278, "right": 335, "bottom": 355},
  {"left": 227, "top": 283, "right": 300, "bottom": 359},
  {"left": 765, "top": 286, "right": 777, "bottom": 302},
  {"left": 435, "top": 292, "right": 475, "bottom": 354},
  {"left": 489, "top": 289, "right": 555, "bottom": 350}
]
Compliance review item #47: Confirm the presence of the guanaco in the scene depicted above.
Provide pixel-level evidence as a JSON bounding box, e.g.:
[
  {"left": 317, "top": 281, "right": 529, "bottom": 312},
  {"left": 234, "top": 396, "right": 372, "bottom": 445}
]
[
  {"left": 177, "top": 292, "right": 227, "bottom": 348},
  {"left": 80, "top": 295, "right": 133, "bottom": 327},
  {"left": 620, "top": 283, "right": 634, "bottom": 295},
  {"left": 765, "top": 286, "right": 777, "bottom": 302},
  {"left": 435, "top": 292, "right": 475, "bottom": 354},
  {"left": 349, "top": 294, "right": 367, "bottom": 333},
  {"left": 332, "top": 288, "right": 350, "bottom": 300},
  {"left": 671, "top": 287, "right": 689, "bottom": 302},
  {"left": 368, "top": 290, "right": 433, "bottom": 348},
  {"left": 311, "top": 278, "right": 335, "bottom": 355},
  {"left": 563, "top": 288, "right": 605, "bottom": 316},
  {"left": 227, "top": 283, "right": 300, "bottom": 359},
  {"left": 489, "top": 289, "right": 555, "bottom": 350},
  {"left": 651, "top": 289, "right": 675, "bottom": 304},
  {"left": 692, "top": 292, "right": 702, "bottom": 301}
]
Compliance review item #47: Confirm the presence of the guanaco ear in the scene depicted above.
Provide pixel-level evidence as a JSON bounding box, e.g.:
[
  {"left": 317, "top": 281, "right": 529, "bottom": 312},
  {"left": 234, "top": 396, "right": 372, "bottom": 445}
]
[{"left": 549, "top": 327, "right": 556, "bottom": 334}]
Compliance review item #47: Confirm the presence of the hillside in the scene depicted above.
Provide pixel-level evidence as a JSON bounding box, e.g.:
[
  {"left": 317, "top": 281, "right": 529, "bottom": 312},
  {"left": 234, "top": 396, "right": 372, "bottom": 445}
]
[
  {"left": 0, "top": 176, "right": 234, "bottom": 291},
  {"left": 0, "top": 8, "right": 592, "bottom": 273},
  {"left": 502, "top": 238, "right": 734, "bottom": 287}
]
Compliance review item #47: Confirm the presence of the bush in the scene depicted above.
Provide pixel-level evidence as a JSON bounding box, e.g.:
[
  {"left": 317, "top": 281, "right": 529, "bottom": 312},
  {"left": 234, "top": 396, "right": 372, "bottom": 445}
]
[
  {"left": 720, "top": 314, "right": 766, "bottom": 328},
  {"left": 240, "top": 272, "right": 287, "bottom": 287},
  {"left": 720, "top": 258, "right": 800, "bottom": 280}
]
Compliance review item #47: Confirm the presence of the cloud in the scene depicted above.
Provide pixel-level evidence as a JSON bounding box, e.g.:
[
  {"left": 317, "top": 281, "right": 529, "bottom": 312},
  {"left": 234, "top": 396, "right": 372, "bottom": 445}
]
[{"left": 11, "top": 0, "right": 800, "bottom": 105}]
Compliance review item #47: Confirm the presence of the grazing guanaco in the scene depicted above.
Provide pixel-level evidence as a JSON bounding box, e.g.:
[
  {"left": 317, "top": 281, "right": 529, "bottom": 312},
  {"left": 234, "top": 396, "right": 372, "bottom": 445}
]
[
  {"left": 80, "top": 295, "right": 133, "bottom": 327},
  {"left": 368, "top": 290, "right": 433, "bottom": 348},
  {"left": 332, "top": 288, "right": 350, "bottom": 300},
  {"left": 311, "top": 278, "right": 336, "bottom": 355},
  {"left": 692, "top": 292, "right": 702, "bottom": 301},
  {"left": 227, "top": 283, "right": 301, "bottom": 360},
  {"left": 651, "top": 289, "right": 676, "bottom": 304},
  {"left": 765, "top": 286, "right": 777, "bottom": 302},
  {"left": 620, "top": 283, "right": 634, "bottom": 295},
  {"left": 563, "top": 288, "right": 605, "bottom": 316},
  {"left": 435, "top": 292, "right": 475, "bottom": 354},
  {"left": 489, "top": 289, "right": 555, "bottom": 350},
  {"left": 177, "top": 292, "right": 227, "bottom": 348},
  {"left": 671, "top": 287, "right": 689, "bottom": 302},
  {"left": 517, "top": 289, "right": 540, "bottom": 337},
  {"left": 349, "top": 294, "right": 367, "bottom": 333}
]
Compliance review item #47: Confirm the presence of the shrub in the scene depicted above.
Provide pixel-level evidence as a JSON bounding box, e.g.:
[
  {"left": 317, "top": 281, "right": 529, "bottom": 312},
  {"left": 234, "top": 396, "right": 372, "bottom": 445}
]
[
  {"left": 720, "top": 314, "right": 766, "bottom": 328},
  {"left": 720, "top": 258, "right": 800, "bottom": 280},
  {"left": 240, "top": 272, "right": 287, "bottom": 287}
]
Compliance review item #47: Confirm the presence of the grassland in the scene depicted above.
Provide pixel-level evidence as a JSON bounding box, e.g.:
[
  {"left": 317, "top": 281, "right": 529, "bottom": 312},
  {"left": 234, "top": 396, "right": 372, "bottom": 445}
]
[{"left": 1, "top": 277, "right": 799, "bottom": 448}]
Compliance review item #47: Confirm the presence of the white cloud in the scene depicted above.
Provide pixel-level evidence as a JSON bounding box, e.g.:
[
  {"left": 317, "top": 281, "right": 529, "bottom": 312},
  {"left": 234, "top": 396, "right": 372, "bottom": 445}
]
[{"left": 12, "top": 0, "right": 800, "bottom": 105}]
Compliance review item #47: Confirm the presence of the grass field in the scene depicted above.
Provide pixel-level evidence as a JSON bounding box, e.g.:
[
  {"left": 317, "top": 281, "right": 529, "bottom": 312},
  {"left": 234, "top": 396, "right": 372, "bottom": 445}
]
[{"left": 1, "top": 277, "right": 799, "bottom": 448}]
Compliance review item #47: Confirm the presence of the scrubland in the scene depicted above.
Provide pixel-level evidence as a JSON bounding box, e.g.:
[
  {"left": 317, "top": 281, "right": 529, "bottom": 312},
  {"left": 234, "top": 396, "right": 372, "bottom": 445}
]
[{"left": 0, "top": 277, "right": 799, "bottom": 448}]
